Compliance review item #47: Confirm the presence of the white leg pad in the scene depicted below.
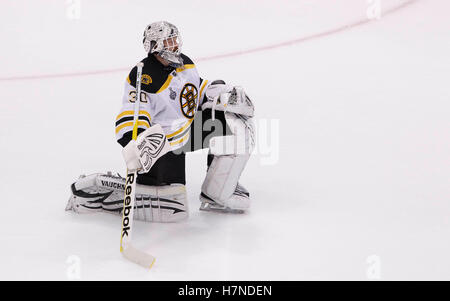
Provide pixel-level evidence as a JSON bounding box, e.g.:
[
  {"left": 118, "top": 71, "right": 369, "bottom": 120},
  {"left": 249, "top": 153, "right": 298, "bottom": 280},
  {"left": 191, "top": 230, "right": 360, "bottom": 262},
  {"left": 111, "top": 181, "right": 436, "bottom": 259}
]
[
  {"left": 201, "top": 154, "right": 250, "bottom": 207},
  {"left": 66, "top": 172, "right": 188, "bottom": 223},
  {"left": 200, "top": 112, "right": 255, "bottom": 210}
]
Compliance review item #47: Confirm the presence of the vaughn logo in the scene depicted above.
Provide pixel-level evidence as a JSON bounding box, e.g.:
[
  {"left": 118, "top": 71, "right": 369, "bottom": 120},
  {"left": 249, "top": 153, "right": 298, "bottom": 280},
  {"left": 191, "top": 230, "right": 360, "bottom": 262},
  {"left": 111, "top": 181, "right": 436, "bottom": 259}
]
[
  {"left": 101, "top": 180, "right": 125, "bottom": 190},
  {"left": 121, "top": 173, "right": 135, "bottom": 241}
]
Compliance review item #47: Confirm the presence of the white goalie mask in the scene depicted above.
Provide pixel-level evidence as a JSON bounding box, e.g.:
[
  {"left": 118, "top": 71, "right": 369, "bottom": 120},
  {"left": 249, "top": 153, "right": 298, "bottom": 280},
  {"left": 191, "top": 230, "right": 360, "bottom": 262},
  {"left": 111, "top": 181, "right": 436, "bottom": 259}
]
[{"left": 143, "top": 21, "right": 183, "bottom": 67}]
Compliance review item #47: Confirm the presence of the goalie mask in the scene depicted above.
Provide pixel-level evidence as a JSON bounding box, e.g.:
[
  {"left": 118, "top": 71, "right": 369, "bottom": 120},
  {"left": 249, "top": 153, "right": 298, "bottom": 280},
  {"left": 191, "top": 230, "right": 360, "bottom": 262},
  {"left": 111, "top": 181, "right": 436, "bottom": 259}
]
[{"left": 143, "top": 21, "right": 183, "bottom": 67}]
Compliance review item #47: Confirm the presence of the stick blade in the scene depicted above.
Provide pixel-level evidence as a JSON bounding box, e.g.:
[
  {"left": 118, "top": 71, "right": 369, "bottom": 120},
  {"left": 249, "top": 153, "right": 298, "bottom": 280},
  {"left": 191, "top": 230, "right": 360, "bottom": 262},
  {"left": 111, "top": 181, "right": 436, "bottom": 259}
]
[{"left": 122, "top": 245, "right": 156, "bottom": 269}]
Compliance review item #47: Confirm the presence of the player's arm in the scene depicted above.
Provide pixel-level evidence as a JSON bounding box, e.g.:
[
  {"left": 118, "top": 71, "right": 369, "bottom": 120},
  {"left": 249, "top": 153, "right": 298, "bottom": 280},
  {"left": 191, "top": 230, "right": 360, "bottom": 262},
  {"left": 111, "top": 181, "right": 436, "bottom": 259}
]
[
  {"left": 198, "top": 77, "right": 210, "bottom": 107},
  {"left": 115, "top": 67, "right": 171, "bottom": 173},
  {"left": 115, "top": 66, "right": 153, "bottom": 147}
]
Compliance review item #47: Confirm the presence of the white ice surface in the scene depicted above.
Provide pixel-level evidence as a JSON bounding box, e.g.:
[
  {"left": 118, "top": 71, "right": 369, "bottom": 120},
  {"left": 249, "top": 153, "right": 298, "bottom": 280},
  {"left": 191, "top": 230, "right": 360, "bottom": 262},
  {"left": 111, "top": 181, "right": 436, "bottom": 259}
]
[{"left": 0, "top": 0, "right": 449, "bottom": 280}]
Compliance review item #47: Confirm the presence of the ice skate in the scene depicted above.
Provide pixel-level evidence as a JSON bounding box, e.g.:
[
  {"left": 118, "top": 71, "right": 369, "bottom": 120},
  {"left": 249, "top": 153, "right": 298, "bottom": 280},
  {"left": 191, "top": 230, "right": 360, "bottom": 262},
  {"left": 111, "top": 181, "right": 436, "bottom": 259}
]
[{"left": 199, "top": 183, "right": 250, "bottom": 214}]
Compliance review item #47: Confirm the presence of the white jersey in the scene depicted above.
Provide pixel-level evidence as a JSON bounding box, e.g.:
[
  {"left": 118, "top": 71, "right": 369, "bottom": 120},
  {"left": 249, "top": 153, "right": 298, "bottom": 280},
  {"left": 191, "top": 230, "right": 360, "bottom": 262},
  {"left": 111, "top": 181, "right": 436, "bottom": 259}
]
[{"left": 115, "top": 54, "right": 209, "bottom": 150}]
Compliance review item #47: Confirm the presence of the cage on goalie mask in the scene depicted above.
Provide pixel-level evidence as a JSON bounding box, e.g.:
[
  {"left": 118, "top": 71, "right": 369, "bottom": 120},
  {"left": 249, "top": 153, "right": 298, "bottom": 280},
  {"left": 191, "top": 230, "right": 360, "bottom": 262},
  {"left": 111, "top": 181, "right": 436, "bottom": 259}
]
[{"left": 143, "top": 21, "right": 183, "bottom": 67}]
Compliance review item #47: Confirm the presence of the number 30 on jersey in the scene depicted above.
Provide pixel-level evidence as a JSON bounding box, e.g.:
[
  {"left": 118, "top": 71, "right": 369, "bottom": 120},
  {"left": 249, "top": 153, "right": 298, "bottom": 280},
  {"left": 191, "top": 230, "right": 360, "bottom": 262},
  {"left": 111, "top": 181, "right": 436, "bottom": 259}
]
[{"left": 128, "top": 91, "right": 148, "bottom": 103}]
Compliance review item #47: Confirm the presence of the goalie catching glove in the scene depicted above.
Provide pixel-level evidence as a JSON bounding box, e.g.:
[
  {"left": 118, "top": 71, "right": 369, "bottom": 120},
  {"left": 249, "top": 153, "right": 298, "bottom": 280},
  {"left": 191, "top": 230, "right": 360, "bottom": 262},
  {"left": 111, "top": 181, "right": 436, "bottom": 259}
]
[
  {"left": 122, "top": 124, "right": 171, "bottom": 173},
  {"left": 202, "top": 82, "right": 254, "bottom": 118}
]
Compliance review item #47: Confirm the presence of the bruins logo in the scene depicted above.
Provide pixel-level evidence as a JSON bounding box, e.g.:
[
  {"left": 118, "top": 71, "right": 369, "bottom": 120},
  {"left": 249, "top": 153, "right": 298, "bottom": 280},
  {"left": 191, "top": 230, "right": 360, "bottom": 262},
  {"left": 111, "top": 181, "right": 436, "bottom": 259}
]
[
  {"left": 179, "top": 83, "right": 198, "bottom": 119},
  {"left": 141, "top": 74, "right": 152, "bottom": 85}
]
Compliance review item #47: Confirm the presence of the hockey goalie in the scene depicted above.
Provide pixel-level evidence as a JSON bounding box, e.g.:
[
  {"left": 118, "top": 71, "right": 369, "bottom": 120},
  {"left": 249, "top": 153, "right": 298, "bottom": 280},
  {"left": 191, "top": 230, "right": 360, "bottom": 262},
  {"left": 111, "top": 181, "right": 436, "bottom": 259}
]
[{"left": 66, "top": 21, "right": 255, "bottom": 223}]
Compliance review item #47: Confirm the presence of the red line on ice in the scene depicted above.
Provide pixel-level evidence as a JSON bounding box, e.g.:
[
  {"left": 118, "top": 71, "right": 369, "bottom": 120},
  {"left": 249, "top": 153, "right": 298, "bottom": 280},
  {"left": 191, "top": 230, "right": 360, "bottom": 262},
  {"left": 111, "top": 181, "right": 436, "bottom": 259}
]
[{"left": 0, "top": 0, "right": 417, "bottom": 81}]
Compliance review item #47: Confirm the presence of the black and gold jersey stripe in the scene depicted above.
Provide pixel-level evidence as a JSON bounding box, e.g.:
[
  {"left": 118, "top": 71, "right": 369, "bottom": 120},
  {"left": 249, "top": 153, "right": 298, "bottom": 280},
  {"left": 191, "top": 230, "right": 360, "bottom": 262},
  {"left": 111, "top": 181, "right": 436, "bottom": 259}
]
[{"left": 115, "top": 110, "right": 151, "bottom": 135}]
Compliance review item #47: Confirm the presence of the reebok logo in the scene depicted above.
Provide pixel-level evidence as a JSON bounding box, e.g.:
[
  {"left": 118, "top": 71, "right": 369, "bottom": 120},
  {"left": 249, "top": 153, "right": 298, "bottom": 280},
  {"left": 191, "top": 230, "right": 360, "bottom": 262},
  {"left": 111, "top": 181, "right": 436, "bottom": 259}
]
[{"left": 121, "top": 172, "right": 135, "bottom": 239}]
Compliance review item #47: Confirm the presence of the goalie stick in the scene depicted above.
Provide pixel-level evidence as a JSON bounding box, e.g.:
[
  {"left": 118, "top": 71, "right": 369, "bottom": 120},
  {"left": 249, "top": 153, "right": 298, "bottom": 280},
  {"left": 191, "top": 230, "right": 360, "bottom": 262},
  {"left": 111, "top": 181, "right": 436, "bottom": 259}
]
[{"left": 119, "top": 62, "right": 156, "bottom": 268}]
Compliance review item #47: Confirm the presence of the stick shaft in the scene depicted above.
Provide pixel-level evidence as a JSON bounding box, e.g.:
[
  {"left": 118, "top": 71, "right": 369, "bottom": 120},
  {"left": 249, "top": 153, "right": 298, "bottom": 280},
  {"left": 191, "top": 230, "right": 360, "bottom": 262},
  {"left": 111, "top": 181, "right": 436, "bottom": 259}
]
[
  {"left": 120, "top": 62, "right": 144, "bottom": 252},
  {"left": 132, "top": 62, "right": 144, "bottom": 139}
]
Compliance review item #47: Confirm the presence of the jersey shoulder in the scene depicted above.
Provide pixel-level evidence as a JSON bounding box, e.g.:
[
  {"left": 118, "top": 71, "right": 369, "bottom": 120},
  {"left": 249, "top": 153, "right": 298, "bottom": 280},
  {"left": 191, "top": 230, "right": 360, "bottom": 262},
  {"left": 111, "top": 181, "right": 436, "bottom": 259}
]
[
  {"left": 126, "top": 53, "right": 196, "bottom": 94},
  {"left": 126, "top": 56, "right": 171, "bottom": 94},
  {"left": 180, "top": 53, "right": 195, "bottom": 65}
]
